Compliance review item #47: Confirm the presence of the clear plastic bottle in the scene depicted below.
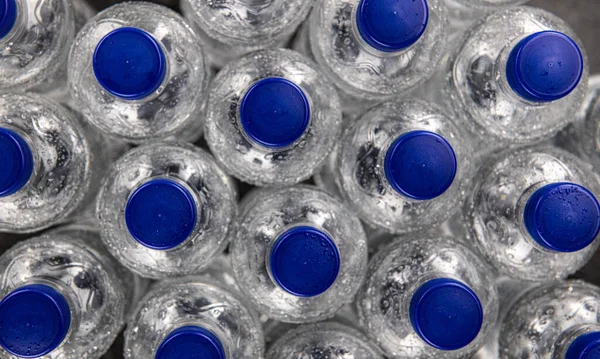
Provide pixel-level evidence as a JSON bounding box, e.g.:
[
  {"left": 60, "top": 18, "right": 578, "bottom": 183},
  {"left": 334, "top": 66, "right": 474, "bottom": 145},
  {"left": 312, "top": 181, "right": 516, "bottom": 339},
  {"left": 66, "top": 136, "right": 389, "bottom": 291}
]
[
  {"left": 499, "top": 280, "right": 600, "bottom": 359},
  {"left": 266, "top": 322, "right": 384, "bottom": 359},
  {"left": 204, "top": 49, "right": 342, "bottom": 186},
  {"left": 319, "top": 100, "right": 473, "bottom": 234},
  {"left": 561, "top": 75, "right": 600, "bottom": 170},
  {"left": 0, "top": 224, "right": 143, "bottom": 359},
  {"left": 0, "top": 0, "right": 94, "bottom": 99},
  {"left": 96, "top": 142, "right": 237, "bottom": 279},
  {"left": 441, "top": 7, "right": 589, "bottom": 154},
  {"left": 306, "top": 0, "right": 447, "bottom": 113},
  {"left": 465, "top": 146, "right": 600, "bottom": 281},
  {"left": 68, "top": 2, "right": 209, "bottom": 143},
  {"left": 124, "top": 276, "right": 265, "bottom": 359},
  {"left": 357, "top": 235, "right": 498, "bottom": 358},
  {"left": 180, "top": 0, "right": 313, "bottom": 67},
  {"left": 0, "top": 93, "right": 110, "bottom": 233},
  {"left": 444, "top": 0, "right": 527, "bottom": 33},
  {"left": 230, "top": 185, "right": 368, "bottom": 323}
]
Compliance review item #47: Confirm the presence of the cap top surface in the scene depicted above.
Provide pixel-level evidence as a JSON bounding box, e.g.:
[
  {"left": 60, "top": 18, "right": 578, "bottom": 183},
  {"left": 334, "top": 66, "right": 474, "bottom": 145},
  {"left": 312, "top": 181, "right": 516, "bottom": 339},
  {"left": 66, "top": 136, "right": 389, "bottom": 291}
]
[
  {"left": 125, "top": 178, "right": 197, "bottom": 250},
  {"left": 524, "top": 182, "right": 600, "bottom": 253},
  {"left": 356, "top": 0, "right": 429, "bottom": 52},
  {"left": 240, "top": 77, "right": 310, "bottom": 149},
  {"left": 93, "top": 27, "right": 167, "bottom": 100},
  {"left": 269, "top": 226, "right": 340, "bottom": 297},
  {"left": 409, "top": 278, "right": 483, "bottom": 350},
  {"left": 155, "top": 326, "right": 226, "bottom": 359},
  {"left": 384, "top": 130, "right": 457, "bottom": 200},
  {"left": 0, "top": 128, "right": 33, "bottom": 197},
  {"left": 506, "top": 31, "right": 584, "bottom": 102},
  {"left": 0, "top": 284, "right": 71, "bottom": 358}
]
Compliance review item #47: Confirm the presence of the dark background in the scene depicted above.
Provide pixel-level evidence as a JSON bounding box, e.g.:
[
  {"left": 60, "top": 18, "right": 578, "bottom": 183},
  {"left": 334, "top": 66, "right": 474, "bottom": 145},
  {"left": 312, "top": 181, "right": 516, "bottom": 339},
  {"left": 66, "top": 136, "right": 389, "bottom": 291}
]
[{"left": 35, "top": 0, "right": 600, "bottom": 357}]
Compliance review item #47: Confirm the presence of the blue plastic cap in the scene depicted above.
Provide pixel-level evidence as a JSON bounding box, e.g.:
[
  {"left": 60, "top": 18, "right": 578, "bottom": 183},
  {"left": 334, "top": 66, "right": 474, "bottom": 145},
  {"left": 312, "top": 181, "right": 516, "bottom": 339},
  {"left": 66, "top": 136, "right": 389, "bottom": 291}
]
[
  {"left": 356, "top": 0, "right": 429, "bottom": 52},
  {"left": 93, "top": 27, "right": 167, "bottom": 100},
  {"left": 125, "top": 178, "right": 197, "bottom": 250},
  {"left": 384, "top": 130, "right": 457, "bottom": 200},
  {"left": 240, "top": 77, "right": 310, "bottom": 149},
  {"left": 506, "top": 31, "right": 584, "bottom": 102},
  {"left": 0, "top": 0, "right": 17, "bottom": 39},
  {"left": 269, "top": 226, "right": 340, "bottom": 297},
  {"left": 155, "top": 326, "right": 226, "bottom": 359},
  {"left": 0, "top": 128, "right": 33, "bottom": 197},
  {"left": 0, "top": 284, "right": 71, "bottom": 358},
  {"left": 524, "top": 182, "right": 600, "bottom": 253},
  {"left": 410, "top": 278, "right": 483, "bottom": 351},
  {"left": 566, "top": 332, "right": 600, "bottom": 359}
]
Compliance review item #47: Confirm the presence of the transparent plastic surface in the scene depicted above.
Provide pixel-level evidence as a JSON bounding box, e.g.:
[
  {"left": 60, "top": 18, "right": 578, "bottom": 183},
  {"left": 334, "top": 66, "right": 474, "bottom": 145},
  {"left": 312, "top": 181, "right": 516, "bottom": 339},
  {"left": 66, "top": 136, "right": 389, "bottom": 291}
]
[
  {"left": 0, "top": 0, "right": 93, "bottom": 98},
  {"left": 465, "top": 146, "right": 600, "bottom": 281},
  {"left": 124, "top": 276, "right": 265, "bottom": 359},
  {"left": 96, "top": 142, "right": 237, "bottom": 279},
  {"left": 568, "top": 76, "right": 600, "bottom": 170},
  {"left": 266, "top": 322, "right": 383, "bottom": 359},
  {"left": 357, "top": 235, "right": 498, "bottom": 358},
  {"left": 444, "top": 0, "right": 527, "bottom": 32},
  {"left": 230, "top": 186, "right": 368, "bottom": 323},
  {"left": 500, "top": 281, "right": 600, "bottom": 359},
  {"left": 308, "top": 0, "right": 447, "bottom": 112},
  {"left": 0, "top": 225, "right": 139, "bottom": 359},
  {"left": 0, "top": 93, "right": 107, "bottom": 233},
  {"left": 180, "top": 0, "right": 313, "bottom": 66},
  {"left": 441, "top": 7, "right": 589, "bottom": 152},
  {"left": 68, "top": 2, "right": 208, "bottom": 143},
  {"left": 324, "top": 100, "right": 473, "bottom": 233},
  {"left": 205, "top": 49, "right": 342, "bottom": 186}
]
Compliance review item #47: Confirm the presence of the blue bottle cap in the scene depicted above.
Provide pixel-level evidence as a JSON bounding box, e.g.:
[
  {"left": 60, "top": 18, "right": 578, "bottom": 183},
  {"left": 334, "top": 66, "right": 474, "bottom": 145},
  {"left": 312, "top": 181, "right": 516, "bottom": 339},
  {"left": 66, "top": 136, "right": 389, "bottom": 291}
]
[
  {"left": 269, "top": 226, "right": 340, "bottom": 297},
  {"left": 93, "top": 27, "right": 167, "bottom": 100},
  {"left": 0, "top": 284, "right": 71, "bottom": 358},
  {"left": 410, "top": 278, "right": 483, "bottom": 350},
  {"left": 125, "top": 178, "right": 197, "bottom": 250},
  {"left": 155, "top": 326, "right": 226, "bottom": 359},
  {"left": 384, "top": 130, "right": 457, "bottom": 200},
  {"left": 0, "top": 128, "right": 33, "bottom": 197},
  {"left": 0, "top": 0, "right": 17, "bottom": 39},
  {"left": 356, "top": 0, "right": 429, "bottom": 52},
  {"left": 506, "top": 31, "right": 584, "bottom": 102},
  {"left": 524, "top": 182, "right": 600, "bottom": 253},
  {"left": 566, "top": 332, "right": 600, "bottom": 359},
  {"left": 239, "top": 77, "right": 311, "bottom": 149}
]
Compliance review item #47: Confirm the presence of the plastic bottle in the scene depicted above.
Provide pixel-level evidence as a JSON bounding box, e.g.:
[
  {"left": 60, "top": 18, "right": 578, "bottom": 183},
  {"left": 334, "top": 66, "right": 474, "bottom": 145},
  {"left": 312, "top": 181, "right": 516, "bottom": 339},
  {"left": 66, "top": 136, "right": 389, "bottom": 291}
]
[
  {"left": 500, "top": 280, "right": 600, "bottom": 359},
  {"left": 0, "top": 0, "right": 94, "bottom": 99},
  {"left": 96, "top": 142, "right": 237, "bottom": 279},
  {"left": 68, "top": 2, "right": 209, "bottom": 143},
  {"left": 180, "top": 0, "right": 313, "bottom": 67},
  {"left": 0, "top": 93, "right": 110, "bottom": 233},
  {"left": 357, "top": 234, "right": 498, "bottom": 358},
  {"left": 0, "top": 224, "right": 143, "bottom": 359},
  {"left": 464, "top": 145, "right": 600, "bottom": 281},
  {"left": 266, "top": 322, "right": 383, "bottom": 359},
  {"left": 441, "top": 7, "right": 588, "bottom": 154},
  {"left": 318, "top": 100, "right": 473, "bottom": 234},
  {"left": 230, "top": 185, "right": 368, "bottom": 323},
  {"left": 124, "top": 276, "right": 264, "bottom": 359},
  {"left": 306, "top": 0, "right": 447, "bottom": 114},
  {"left": 559, "top": 75, "right": 600, "bottom": 170},
  {"left": 444, "top": 0, "right": 527, "bottom": 32},
  {"left": 204, "top": 48, "right": 342, "bottom": 186}
]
